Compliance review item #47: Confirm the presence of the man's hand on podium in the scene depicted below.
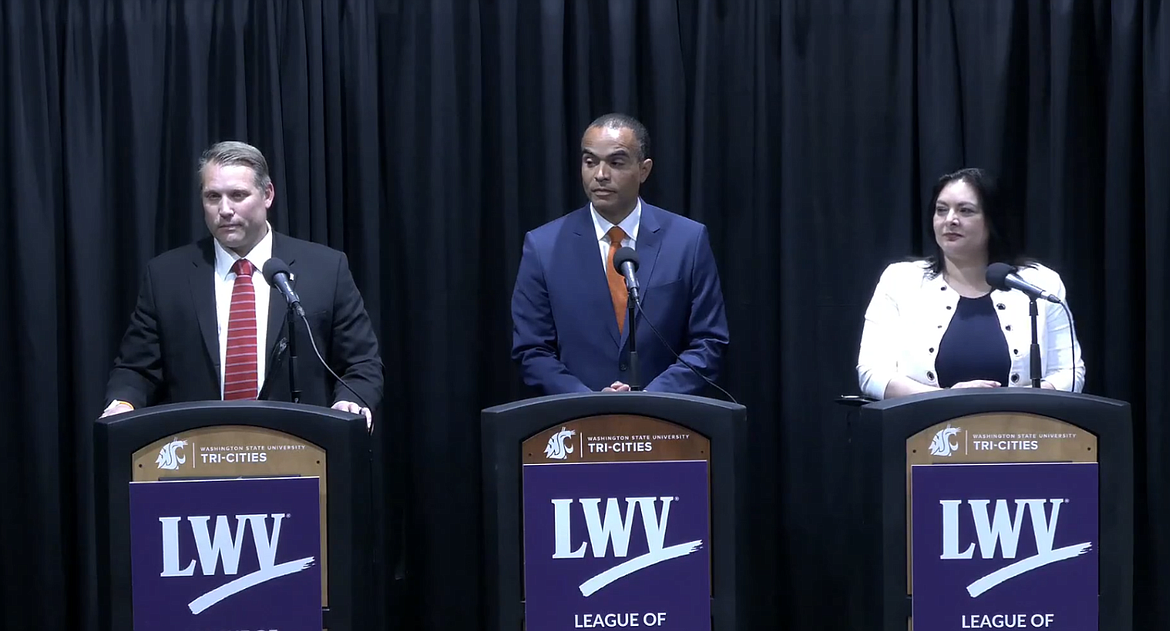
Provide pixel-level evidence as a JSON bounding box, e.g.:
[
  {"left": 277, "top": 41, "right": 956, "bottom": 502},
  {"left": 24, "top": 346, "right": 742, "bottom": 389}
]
[
  {"left": 602, "top": 381, "right": 631, "bottom": 392},
  {"left": 100, "top": 401, "right": 134, "bottom": 418},
  {"left": 333, "top": 400, "right": 373, "bottom": 431}
]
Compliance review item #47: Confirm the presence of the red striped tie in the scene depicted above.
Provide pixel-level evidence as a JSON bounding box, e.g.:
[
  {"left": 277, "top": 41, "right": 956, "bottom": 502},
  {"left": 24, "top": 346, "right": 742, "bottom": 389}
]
[{"left": 223, "top": 259, "right": 258, "bottom": 400}]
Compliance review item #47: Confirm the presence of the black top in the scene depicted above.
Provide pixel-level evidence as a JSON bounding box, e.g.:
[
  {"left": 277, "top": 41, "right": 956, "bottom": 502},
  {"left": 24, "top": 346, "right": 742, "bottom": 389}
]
[{"left": 935, "top": 294, "right": 1011, "bottom": 388}]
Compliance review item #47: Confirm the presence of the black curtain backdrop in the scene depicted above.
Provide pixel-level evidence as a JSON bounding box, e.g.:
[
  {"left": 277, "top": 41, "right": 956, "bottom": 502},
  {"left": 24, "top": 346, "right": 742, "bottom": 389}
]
[{"left": 1, "top": 0, "right": 1167, "bottom": 629}]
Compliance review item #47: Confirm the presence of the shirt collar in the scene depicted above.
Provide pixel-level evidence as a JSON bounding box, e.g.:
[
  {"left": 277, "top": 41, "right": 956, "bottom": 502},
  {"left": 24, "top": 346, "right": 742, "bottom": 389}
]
[
  {"left": 213, "top": 222, "right": 275, "bottom": 279},
  {"left": 589, "top": 198, "right": 642, "bottom": 243}
]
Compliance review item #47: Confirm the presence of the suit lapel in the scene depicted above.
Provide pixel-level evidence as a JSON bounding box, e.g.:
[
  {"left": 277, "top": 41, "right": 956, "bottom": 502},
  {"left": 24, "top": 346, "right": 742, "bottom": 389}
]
[
  {"left": 191, "top": 242, "right": 221, "bottom": 378},
  {"left": 619, "top": 204, "right": 662, "bottom": 348},
  {"left": 569, "top": 208, "right": 622, "bottom": 347}
]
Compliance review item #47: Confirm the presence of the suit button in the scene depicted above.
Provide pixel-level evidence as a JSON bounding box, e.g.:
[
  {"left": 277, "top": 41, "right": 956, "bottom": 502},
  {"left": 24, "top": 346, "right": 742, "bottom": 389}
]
[
  {"left": 1011, "top": 373, "right": 1020, "bottom": 383},
  {"left": 619, "top": 363, "right": 628, "bottom": 371}
]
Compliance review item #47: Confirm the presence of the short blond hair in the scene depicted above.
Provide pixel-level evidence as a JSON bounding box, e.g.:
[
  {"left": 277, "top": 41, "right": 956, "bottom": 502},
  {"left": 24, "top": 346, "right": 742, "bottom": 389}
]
[{"left": 198, "top": 141, "right": 272, "bottom": 191}]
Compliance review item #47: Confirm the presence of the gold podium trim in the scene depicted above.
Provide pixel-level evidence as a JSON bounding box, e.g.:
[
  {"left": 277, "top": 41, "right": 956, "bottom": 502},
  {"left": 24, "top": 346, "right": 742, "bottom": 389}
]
[{"left": 521, "top": 414, "right": 711, "bottom": 464}]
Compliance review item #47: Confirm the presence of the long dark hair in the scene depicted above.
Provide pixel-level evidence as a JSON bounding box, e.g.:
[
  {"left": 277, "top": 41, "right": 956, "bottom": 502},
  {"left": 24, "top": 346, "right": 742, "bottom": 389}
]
[{"left": 923, "top": 167, "right": 1033, "bottom": 278}]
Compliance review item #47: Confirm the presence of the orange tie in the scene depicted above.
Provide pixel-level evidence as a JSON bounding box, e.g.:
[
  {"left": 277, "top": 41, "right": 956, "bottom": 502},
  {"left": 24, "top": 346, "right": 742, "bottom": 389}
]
[{"left": 606, "top": 226, "right": 629, "bottom": 332}]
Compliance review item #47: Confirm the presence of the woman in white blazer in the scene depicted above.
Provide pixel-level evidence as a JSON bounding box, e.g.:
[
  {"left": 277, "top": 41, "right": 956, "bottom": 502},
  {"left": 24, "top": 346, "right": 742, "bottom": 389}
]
[{"left": 857, "top": 168, "right": 1084, "bottom": 400}]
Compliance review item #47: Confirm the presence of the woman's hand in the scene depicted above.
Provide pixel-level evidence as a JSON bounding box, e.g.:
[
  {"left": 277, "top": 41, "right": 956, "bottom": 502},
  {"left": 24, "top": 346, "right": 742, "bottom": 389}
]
[{"left": 952, "top": 379, "right": 1001, "bottom": 389}]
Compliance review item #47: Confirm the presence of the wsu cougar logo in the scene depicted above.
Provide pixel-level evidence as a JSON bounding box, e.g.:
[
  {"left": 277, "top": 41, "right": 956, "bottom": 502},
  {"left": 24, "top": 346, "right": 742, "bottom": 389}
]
[
  {"left": 157, "top": 438, "right": 188, "bottom": 470},
  {"left": 929, "top": 425, "right": 961, "bottom": 457},
  {"left": 544, "top": 428, "right": 576, "bottom": 460}
]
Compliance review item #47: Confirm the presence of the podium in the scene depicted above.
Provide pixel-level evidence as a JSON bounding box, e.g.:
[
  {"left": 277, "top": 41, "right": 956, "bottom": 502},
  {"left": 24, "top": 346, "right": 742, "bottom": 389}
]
[
  {"left": 481, "top": 392, "right": 747, "bottom": 631},
  {"left": 847, "top": 389, "right": 1133, "bottom": 631},
  {"left": 94, "top": 400, "right": 373, "bottom": 631}
]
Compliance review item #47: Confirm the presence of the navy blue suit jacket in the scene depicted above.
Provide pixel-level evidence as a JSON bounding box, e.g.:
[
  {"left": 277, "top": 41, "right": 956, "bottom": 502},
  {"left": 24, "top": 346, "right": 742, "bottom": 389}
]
[{"left": 511, "top": 202, "right": 729, "bottom": 394}]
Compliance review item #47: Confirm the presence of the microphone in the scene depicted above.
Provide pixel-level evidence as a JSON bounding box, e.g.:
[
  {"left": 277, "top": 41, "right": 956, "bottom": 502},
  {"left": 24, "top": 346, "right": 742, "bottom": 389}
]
[
  {"left": 262, "top": 258, "right": 305, "bottom": 317},
  {"left": 613, "top": 247, "right": 641, "bottom": 303},
  {"left": 986, "top": 262, "right": 1062, "bottom": 304},
  {"left": 610, "top": 246, "right": 739, "bottom": 405},
  {"left": 612, "top": 247, "right": 642, "bottom": 388},
  {"left": 262, "top": 257, "right": 374, "bottom": 418},
  {"left": 986, "top": 262, "right": 1079, "bottom": 391}
]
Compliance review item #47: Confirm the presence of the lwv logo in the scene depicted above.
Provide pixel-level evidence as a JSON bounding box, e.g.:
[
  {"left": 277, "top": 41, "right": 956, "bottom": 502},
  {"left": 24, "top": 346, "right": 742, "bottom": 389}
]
[
  {"left": 940, "top": 498, "right": 1091, "bottom": 597},
  {"left": 929, "top": 425, "right": 962, "bottom": 457},
  {"left": 160, "top": 513, "right": 315, "bottom": 614},
  {"left": 544, "top": 427, "right": 576, "bottom": 460},
  {"left": 552, "top": 496, "right": 702, "bottom": 596},
  {"left": 156, "top": 438, "right": 188, "bottom": 470}
]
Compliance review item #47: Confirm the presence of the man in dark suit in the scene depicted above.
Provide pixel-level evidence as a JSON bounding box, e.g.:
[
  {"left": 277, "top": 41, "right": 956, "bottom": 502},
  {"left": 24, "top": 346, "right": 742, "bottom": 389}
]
[
  {"left": 101, "top": 141, "right": 383, "bottom": 428},
  {"left": 511, "top": 114, "right": 729, "bottom": 395}
]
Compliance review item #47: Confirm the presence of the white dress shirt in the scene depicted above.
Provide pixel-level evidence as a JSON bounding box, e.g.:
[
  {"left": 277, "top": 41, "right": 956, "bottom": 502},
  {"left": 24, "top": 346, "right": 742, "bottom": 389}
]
[
  {"left": 857, "top": 260, "right": 1085, "bottom": 399},
  {"left": 212, "top": 224, "right": 274, "bottom": 397},
  {"left": 590, "top": 198, "right": 642, "bottom": 271}
]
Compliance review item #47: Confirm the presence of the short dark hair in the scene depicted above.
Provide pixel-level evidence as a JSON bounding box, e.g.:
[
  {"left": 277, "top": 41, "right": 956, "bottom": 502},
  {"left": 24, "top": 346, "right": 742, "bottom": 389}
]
[
  {"left": 924, "top": 167, "right": 1033, "bottom": 277},
  {"left": 585, "top": 113, "right": 651, "bottom": 160},
  {"left": 198, "top": 141, "right": 272, "bottom": 191}
]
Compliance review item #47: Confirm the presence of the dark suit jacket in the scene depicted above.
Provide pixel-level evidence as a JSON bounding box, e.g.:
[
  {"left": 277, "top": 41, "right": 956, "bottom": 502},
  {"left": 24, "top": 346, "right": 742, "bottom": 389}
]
[
  {"left": 511, "top": 202, "right": 729, "bottom": 394},
  {"left": 104, "top": 233, "right": 384, "bottom": 412}
]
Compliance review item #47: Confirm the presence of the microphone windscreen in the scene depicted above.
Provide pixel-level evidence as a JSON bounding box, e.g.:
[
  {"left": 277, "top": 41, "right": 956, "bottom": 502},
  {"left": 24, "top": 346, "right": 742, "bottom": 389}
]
[
  {"left": 613, "top": 247, "right": 639, "bottom": 274},
  {"left": 985, "top": 262, "right": 1014, "bottom": 290},
  {"left": 262, "top": 258, "right": 292, "bottom": 287}
]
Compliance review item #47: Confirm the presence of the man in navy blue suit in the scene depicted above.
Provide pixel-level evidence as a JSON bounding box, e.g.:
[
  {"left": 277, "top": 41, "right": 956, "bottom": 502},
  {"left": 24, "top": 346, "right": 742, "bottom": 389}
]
[{"left": 511, "top": 113, "right": 729, "bottom": 395}]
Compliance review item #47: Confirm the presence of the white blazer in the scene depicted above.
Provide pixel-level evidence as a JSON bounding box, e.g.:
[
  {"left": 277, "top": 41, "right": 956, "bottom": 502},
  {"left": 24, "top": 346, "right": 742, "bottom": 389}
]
[{"left": 856, "top": 260, "right": 1085, "bottom": 400}]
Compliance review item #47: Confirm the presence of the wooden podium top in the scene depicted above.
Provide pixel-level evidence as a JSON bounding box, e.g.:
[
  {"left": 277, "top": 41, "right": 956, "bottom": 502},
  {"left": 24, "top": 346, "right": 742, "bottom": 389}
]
[
  {"left": 521, "top": 414, "right": 710, "bottom": 464},
  {"left": 906, "top": 412, "right": 1098, "bottom": 466}
]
